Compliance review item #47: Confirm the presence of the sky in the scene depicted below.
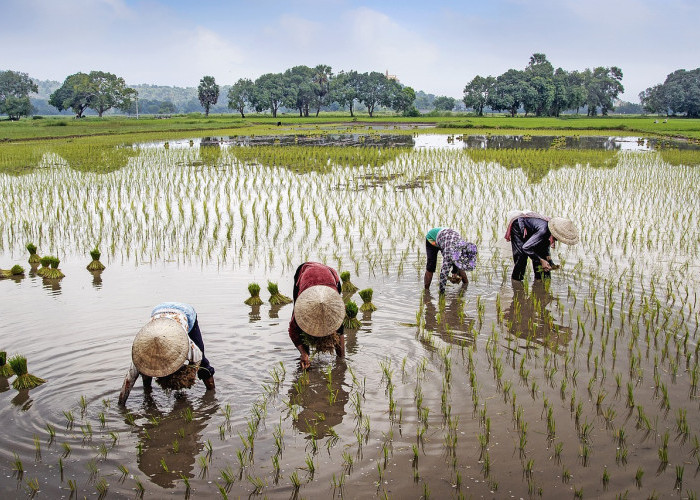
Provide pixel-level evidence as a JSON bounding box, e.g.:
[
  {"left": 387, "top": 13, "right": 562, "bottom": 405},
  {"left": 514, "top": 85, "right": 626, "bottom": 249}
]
[{"left": 2, "top": 0, "right": 698, "bottom": 102}]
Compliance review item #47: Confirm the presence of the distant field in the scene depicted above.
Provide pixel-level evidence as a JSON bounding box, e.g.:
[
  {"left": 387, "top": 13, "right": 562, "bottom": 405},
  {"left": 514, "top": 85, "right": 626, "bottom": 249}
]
[{"left": 2, "top": 113, "right": 700, "bottom": 142}]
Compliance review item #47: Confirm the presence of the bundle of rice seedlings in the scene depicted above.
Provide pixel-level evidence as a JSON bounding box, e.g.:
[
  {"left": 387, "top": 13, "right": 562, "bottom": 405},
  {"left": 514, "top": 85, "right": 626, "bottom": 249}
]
[
  {"left": 340, "top": 271, "right": 358, "bottom": 294},
  {"left": 26, "top": 243, "right": 40, "bottom": 264},
  {"left": 0, "top": 265, "right": 24, "bottom": 279},
  {"left": 42, "top": 256, "right": 65, "bottom": 280},
  {"left": 36, "top": 256, "right": 51, "bottom": 277},
  {"left": 155, "top": 364, "right": 199, "bottom": 390},
  {"left": 0, "top": 351, "right": 14, "bottom": 377},
  {"left": 9, "top": 355, "right": 46, "bottom": 390},
  {"left": 299, "top": 332, "right": 340, "bottom": 354},
  {"left": 358, "top": 288, "right": 377, "bottom": 312},
  {"left": 448, "top": 274, "right": 462, "bottom": 284},
  {"left": 268, "top": 281, "right": 292, "bottom": 305},
  {"left": 86, "top": 247, "right": 106, "bottom": 271},
  {"left": 343, "top": 301, "right": 362, "bottom": 330},
  {"left": 244, "top": 283, "right": 263, "bottom": 305}
]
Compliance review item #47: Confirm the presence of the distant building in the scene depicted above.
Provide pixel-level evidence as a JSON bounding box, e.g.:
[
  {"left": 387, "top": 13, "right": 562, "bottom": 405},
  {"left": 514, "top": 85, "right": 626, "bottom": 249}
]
[{"left": 385, "top": 70, "right": 399, "bottom": 82}]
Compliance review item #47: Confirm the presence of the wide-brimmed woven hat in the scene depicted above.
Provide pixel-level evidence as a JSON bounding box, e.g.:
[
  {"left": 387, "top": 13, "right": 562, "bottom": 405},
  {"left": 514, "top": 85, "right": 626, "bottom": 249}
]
[
  {"left": 548, "top": 217, "right": 580, "bottom": 245},
  {"left": 132, "top": 317, "right": 189, "bottom": 377},
  {"left": 295, "top": 285, "right": 345, "bottom": 337}
]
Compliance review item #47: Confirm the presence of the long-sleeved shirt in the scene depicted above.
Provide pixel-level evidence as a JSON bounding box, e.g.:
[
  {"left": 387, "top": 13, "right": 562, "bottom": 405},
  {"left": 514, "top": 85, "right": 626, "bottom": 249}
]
[
  {"left": 289, "top": 262, "right": 344, "bottom": 347},
  {"left": 517, "top": 217, "right": 553, "bottom": 261},
  {"left": 435, "top": 229, "right": 478, "bottom": 294}
]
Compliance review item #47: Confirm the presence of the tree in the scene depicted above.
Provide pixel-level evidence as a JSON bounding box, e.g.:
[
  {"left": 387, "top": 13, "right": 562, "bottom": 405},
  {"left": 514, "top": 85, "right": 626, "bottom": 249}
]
[
  {"left": 330, "top": 70, "right": 361, "bottom": 117},
  {"left": 312, "top": 64, "right": 333, "bottom": 117},
  {"left": 433, "top": 96, "right": 456, "bottom": 111},
  {"left": 391, "top": 84, "right": 416, "bottom": 115},
  {"left": 49, "top": 71, "right": 136, "bottom": 118},
  {"left": 357, "top": 71, "right": 394, "bottom": 117},
  {"left": 463, "top": 75, "right": 495, "bottom": 116},
  {"left": 639, "top": 84, "right": 666, "bottom": 114},
  {"left": 487, "top": 69, "right": 528, "bottom": 117},
  {"left": 198, "top": 76, "right": 219, "bottom": 116},
  {"left": 252, "top": 73, "right": 286, "bottom": 117},
  {"left": 227, "top": 78, "right": 254, "bottom": 118},
  {"left": 0, "top": 70, "right": 38, "bottom": 119},
  {"left": 87, "top": 71, "right": 135, "bottom": 117},
  {"left": 584, "top": 67, "right": 624, "bottom": 116},
  {"left": 49, "top": 72, "right": 93, "bottom": 118},
  {"left": 283, "top": 66, "right": 315, "bottom": 117}
]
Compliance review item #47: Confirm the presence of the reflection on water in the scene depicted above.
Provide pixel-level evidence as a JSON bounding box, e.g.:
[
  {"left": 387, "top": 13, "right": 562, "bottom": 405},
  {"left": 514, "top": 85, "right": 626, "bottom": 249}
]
[
  {"left": 288, "top": 362, "right": 348, "bottom": 439},
  {"left": 11, "top": 388, "right": 33, "bottom": 411},
  {"left": 422, "top": 290, "right": 475, "bottom": 346},
  {"left": 90, "top": 270, "right": 103, "bottom": 289},
  {"left": 127, "top": 391, "right": 218, "bottom": 488},
  {"left": 503, "top": 280, "right": 572, "bottom": 353}
]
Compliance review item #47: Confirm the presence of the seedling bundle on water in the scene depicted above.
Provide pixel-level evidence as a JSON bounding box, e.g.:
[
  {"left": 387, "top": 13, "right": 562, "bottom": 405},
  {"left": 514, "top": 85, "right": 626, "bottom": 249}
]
[
  {"left": 86, "top": 247, "right": 106, "bottom": 271},
  {"left": 36, "top": 256, "right": 64, "bottom": 279},
  {"left": 268, "top": 282, "right": 292, "bottom": 305},
  {"left": 0, "top": 351, "right": 14, "bottom": 377},
  {"left": 343, "top": 301, "right": 362, "bottom": 330},
  {"left": 9, "top": 355, "right": 46, "bottom": 390},
  {"left": 0, "top": 264, "right": 24, "bottom": 278},
  {"left": 340, "top": 271, "right": 358, "bottom": 295},
  {"left": 358, "top": 288, "right": 377, "bottom": 312},
  {"left": 244, "top": 283, "right": 263, "bottom": 305},
  {"left": 26, "top": 243, "right": 40, "bottom": 264}
]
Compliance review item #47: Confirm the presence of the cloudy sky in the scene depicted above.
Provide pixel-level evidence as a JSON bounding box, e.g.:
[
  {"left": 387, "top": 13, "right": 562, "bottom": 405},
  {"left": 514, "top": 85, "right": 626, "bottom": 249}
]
[{"left": 2, "top": 0, "right": 698, "bottom": 102}]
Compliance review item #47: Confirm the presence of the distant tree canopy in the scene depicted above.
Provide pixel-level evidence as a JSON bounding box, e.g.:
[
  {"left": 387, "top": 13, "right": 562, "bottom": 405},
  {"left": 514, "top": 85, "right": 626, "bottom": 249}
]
[
  {"left": 640, "top": 68, "right": 700, "bottom": 118},
  {"left": 48, "top": 71, "right": 136, "bottom": 118},
  {"left": 197, "top": 76, "right": 220, "bottom": 117},
  {"left": 227, "top": 78, "right": 254, "bottom": 118},
  {"left": 0, "top": 70, "right": 38, "bottom": 120},
  {"left": 463, "top": 54, "right": 624, "bottom": 117},
  {"left": 433, "top": 96, "right": 456, "bottom": 111}
]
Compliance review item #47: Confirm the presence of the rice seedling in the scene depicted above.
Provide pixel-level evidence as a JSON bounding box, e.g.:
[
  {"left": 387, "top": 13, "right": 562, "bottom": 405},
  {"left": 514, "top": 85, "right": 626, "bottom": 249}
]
[
  {"left": 343, "top": 301, "right": 362, "bottom": 329},
  {"left": 244, "top": 283, "right": 263, "bottom": 305},
  {"left": 0, "top": 351, "right": 13, "bottom": 377},
  {"left": 0, "top": 264, "right": 24, "bottom": 278},
  {"left": 267, "top": 281, "right": 292, "bottom": 304},
  {"left": 358, "top": 288, "right": 377, "bottom": 312},
  {"left": 26, "top": 242, "right": 40, "bottom": 264},
  {"left": 9, "top": 355, "right": 45, "bottom": 389},
  {"left": 340, "top": 271, "right": 358, "bottom": 294}
]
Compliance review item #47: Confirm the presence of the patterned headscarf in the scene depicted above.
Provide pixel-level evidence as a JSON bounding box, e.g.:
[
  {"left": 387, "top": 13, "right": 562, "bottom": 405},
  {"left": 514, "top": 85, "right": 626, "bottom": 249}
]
[{"left": 452, "top": 242, "right": 478, "bottom": 271}]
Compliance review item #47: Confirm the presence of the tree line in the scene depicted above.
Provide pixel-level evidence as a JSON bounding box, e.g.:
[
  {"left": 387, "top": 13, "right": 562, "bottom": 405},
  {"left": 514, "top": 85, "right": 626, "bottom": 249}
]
[
  {"left": 2, "top": 57, "right": 699, "bottom": 119},
  {"left": 462, "top": 54, "right": 624, "bottom": 117}
]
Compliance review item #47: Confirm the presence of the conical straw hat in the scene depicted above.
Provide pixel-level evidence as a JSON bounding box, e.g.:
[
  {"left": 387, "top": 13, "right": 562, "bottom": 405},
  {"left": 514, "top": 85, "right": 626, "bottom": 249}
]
[
  {"left": 548, "top": 217, "right": 580, "bottom": 246},
  {"left": 295, "top": 285, "right": 345, "bottom": 337},
  {"left": 132, "top": 317, "right": 189, "bottom": 377}
]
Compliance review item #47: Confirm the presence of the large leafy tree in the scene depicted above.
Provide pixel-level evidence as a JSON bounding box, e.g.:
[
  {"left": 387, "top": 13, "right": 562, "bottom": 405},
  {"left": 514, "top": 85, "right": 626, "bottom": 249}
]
[
  {"left": 0, "top": 70, "right": 38, "bottom": 119},
  {"left": 392, "top": 84, "right": 416, "bottom": 115},
  {"left": 330, "top": 70, "right": 361, "bottom": 117},
  {"left": 49, "top": 71, "right": 136, "bottom": 118},
  {"left": 641, "top": 69, "right": 700, "bottom": 118},
  {"left": 49, "top": 72, "right": 93, "bottom": 118},
  {"left": 584, "top": 67, "right": 624, "bottom": 116},
  {"left": 252, "top": 73, "right": 286, "bottom": 117},
  {"left": 487, "top": 69, "right": 529, "bottom": 117},
  {"left": 227, "top": 78, "right": 254, "bottom": 118},
  {"left": 433, "top": 96, "right": 456, "bottom": 111},
  {"left": 198, "top": 76, "right": 219, "bottom": 116},
  {"left": 523, "top": 54, "right": 555, "bottom": 116},
  {"left": 357, "top": 71, "right": 394, "bottom": 117},
  {"left": 283, "top": 66, "right": 315, "bottom": 117},
  {"left": 463, "top": 75, "right": 495, "bottom": 116}
]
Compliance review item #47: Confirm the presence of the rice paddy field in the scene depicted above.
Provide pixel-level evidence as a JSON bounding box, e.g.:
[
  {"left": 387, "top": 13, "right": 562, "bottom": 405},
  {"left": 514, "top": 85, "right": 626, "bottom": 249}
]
[{"left": 1, "top": 131, "right": 699, "bottom": 499}]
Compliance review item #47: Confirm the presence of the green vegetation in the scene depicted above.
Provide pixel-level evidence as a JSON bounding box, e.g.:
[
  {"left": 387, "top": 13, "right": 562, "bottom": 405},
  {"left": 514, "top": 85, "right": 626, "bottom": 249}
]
[{"left": 9, "top": 355, "right": 46, "bottom": 389}]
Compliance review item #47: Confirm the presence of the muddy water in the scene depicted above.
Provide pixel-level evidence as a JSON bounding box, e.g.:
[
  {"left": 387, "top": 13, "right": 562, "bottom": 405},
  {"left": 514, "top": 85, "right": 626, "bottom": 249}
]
[{"left": 1, "top": 142, "right": 699, "bottom": 498}]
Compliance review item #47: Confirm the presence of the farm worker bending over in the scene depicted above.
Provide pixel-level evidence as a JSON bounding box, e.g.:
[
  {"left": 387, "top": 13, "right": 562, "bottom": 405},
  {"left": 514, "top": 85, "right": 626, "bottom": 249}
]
[
  {"left": 424, "top": 227, "right": 478, "bottom": 294},
  {"left": 505, "top": 210, "right": 579, "bottom": 282},
  {"left": 289, "top": 262, "right": 346, "bottom": 370},
  {"left": 118, "top": 302, "right": 215, "bottom": 406}
]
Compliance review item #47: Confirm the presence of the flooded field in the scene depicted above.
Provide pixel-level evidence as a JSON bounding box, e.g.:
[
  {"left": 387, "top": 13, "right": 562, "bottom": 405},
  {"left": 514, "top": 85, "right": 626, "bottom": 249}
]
[{"left": 1, "top": 136, "right": 699, "bottom": 498}]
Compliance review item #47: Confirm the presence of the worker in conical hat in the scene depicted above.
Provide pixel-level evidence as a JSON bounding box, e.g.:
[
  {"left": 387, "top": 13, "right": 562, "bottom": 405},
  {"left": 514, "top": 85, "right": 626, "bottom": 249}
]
[{"left": 118, "top": 302, "right": 215, "bottom": 405}]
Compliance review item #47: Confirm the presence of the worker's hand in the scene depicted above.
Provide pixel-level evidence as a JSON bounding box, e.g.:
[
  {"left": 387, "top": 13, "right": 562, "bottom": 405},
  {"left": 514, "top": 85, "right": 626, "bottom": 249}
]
[
  {"left": 299, "top": 352, "right": 310, "bottom": 370},
  {"left": 539, "top": 258, "right": 552, "bottom": 272},
  {"left": 203, "top": 376, "right": 215, "bottom": 390}
]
